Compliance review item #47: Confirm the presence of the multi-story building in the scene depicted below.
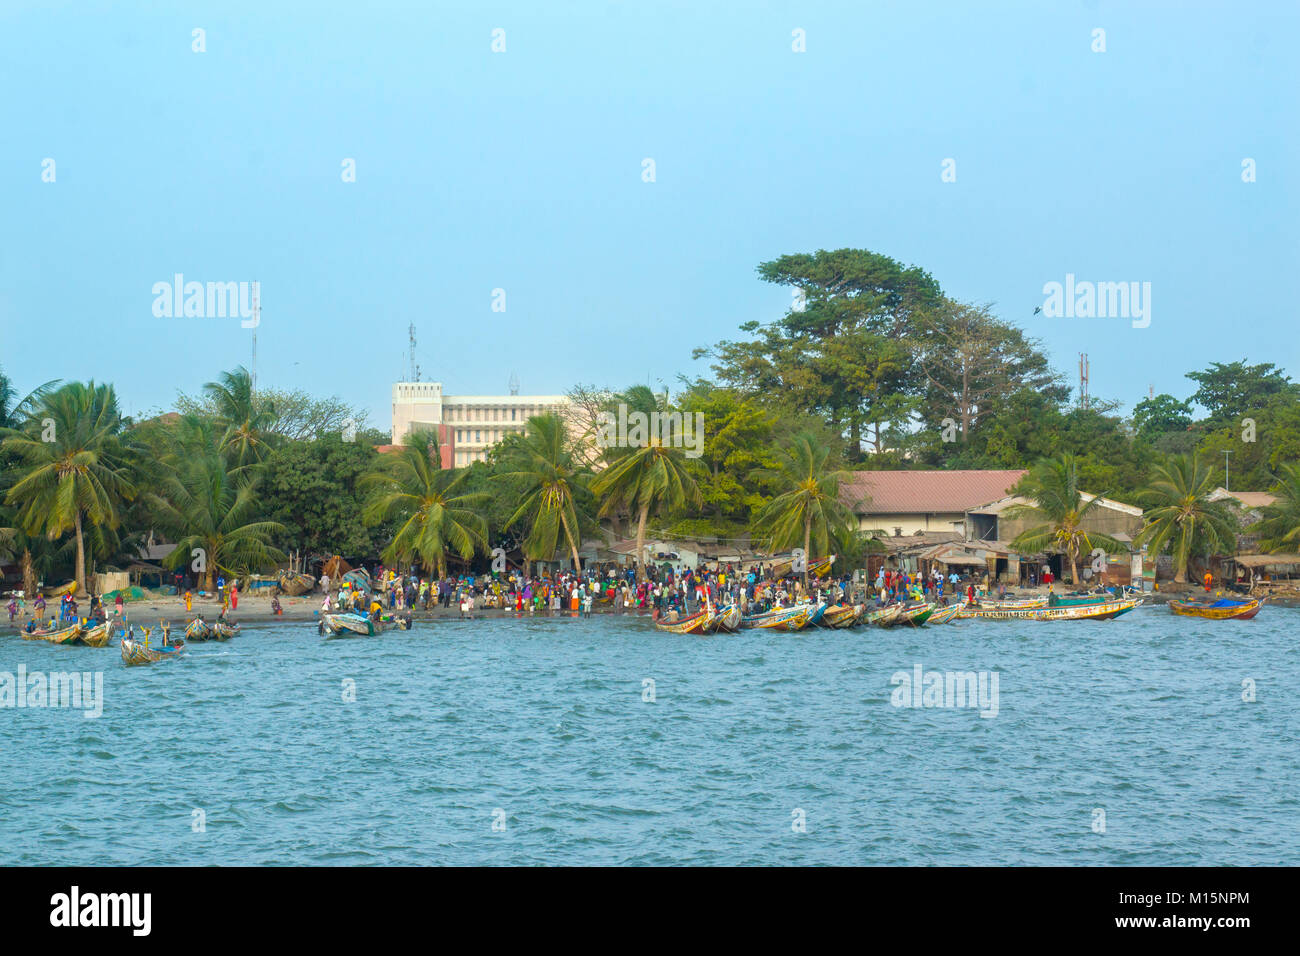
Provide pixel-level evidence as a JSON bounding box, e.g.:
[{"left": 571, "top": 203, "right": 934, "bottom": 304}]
[{"left": 391, "top": 382, "right": 568, "bottom": 466}]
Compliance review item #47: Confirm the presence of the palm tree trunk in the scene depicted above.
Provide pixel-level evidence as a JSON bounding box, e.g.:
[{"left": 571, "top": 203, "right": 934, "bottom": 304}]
[
  {"left": 74, "top": 511, "right": 86, "bottom": 594},
  {"left": 21, "top": 548, "right": 35, "bottom": 600},
  {"left": 559, "top": 508, "right": 582, "bottom": 574},
  {"left": 803, "top": 515, "right": 812, "bottom": 594},
  {"left": 635, "top": 502, "right": 650, "bottom": 584}
]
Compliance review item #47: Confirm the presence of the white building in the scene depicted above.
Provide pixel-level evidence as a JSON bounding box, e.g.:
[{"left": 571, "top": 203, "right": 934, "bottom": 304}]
[{"left": 391, "top": 382, "right": 568, "bottom": 466}]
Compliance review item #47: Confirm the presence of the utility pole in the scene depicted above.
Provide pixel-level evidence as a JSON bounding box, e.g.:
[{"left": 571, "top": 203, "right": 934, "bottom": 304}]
[
  {"left": 1079, "top": 353, "right": 1090, "bottom": 410},
  {"left": 1224, "top": 449, "right": 1232, "bottom": 494}
]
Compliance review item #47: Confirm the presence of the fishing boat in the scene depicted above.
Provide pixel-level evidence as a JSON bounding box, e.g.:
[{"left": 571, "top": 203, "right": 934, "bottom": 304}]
[
  {"left": 897, "top": 602, "right": 935, "bottom": 626},
  {"left": 120, "top": 627, "right": 183, "bottom": 666},
  {"left": 806, "top": 602, "right": 830, "bottom": 627},
  {"left": 21, "top": 621, "right": 82, "bottom": 645},
  {"left": 1168, "top": 597, "right": 1262, "bottom": 620},
  {"left": 959, "top": 597, "right": 1143, "bottom": 621},
  {"left": 713, "top": 605, "right": 743, "bottom": 633},
  {"left": 185, "top": 618, "right": 214, "bottom": 642},
  {"left": 975, "top": 596, "right": 1048, "bottom": 610},
  {"left": 211, "top": 621, "right": 239, "bottom": 641},
  {"left": 320, "top": 612, "right": 378, "bottom": 637},
  {"left": 822, "top": 604, "right": 860, "bottom": 629},
  {"left": 927, "top": 603, "right": 963, "bottom": 625},
  {"left": 276, "top": 570, "right": 316, "bottom": 596},
  {"left": 741, "top": 604, "right": 813, "bottom": 631},
  {"left": 654, "top": 607, "right": 717, "bottom": 634},
  {"left": 864, "top": 604, "right": 904, "bottom": 627},
  {"left": 79, "top": 620, "right": 111, "bottom": 647}
]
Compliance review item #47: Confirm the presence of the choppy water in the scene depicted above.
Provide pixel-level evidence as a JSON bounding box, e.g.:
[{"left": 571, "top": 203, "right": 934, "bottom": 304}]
[{"left": 2, "top": 606, "right": 1296, "bottom": 865}]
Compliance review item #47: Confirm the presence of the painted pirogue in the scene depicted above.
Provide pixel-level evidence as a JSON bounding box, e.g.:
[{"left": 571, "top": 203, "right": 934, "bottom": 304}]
[
  {"left": 276, "top": 570, "right": 316, "bottom": 596},
  {"left": 654, "top": 607, "right": 717, "bottom": 634},
  {"left": 1168, "top": 597, "right": 1261, "bottom": 620},
  {"left": 958, "top": 597, "right": 1142, "bottom": 621},
  {"left": 712, "top": 605, "right": 743, "bottom": 633},
  {"left": 79, "top": 620, "right": 111, "bottom": 647},
  {"left": 926, "top": 603, "right": 963, "bottom": 625},
  {"left": 120, "top": 627, "right": 183, "bottom": 666},
  {"left": 21, "top": 622, "right": 82, "bottom": 645},
  {"left": 821, "top": 604, "right": 861, "bottom": 629},
  {"left": 211, "top": 621, "right": 239, "bottom": 641},
  {"left": 741, "top": 604, "right": 813, "bottom": 631},
  {"left": 320, "top": 612, "right": 378, "bottom": 637},
  {"left": 864, "top": 605, "right": 904, "bottom": 627},
  {"left": 185, "top": 618, "right": 214, "bottom": 642}
]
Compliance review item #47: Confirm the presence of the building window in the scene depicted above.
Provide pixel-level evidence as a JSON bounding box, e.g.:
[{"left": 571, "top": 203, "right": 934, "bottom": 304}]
[
  {"left": 476, "top": 431, "right": 481, "bottom": 442},
  {"left": 511, "top": 408, "right": 516, "bottom": 421}
]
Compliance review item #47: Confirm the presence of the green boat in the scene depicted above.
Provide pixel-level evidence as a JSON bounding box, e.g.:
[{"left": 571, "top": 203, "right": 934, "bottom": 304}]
[{"left": 899, "top": 602, "right": 934, "bottom": 626}]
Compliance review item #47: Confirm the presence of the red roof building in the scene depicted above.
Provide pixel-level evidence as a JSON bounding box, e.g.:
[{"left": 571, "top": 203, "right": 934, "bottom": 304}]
[{"left": 839, "top": 469, "right": 1027, "bottom": 537}]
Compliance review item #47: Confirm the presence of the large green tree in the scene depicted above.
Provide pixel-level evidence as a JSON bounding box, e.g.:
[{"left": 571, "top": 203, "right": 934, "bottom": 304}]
[
  {"left": 1133, "top": 454, "right": 1238, "bottom": 584},
  {"left": 1006, "top": 454, "right": 1127, "bottom": 586},
  {"left": 1, "top": 382, "right": 137, "bottom": 593},
  {"left": 361, "top": 434, "right": 489, "bottom": 578},
  {"left": 751, "top": 432, "right": 856, "bottom": 592}
]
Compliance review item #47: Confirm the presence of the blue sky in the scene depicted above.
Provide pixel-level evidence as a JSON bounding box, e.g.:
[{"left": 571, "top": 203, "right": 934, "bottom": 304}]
[{"left": 2, "top": 0, "right": 1295, "bottom": 431}]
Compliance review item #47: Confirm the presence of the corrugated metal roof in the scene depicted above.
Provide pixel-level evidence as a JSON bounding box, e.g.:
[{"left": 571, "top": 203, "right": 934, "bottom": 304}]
[{"left": 840, "top": 470, "right": 1026, "bottom": 514}]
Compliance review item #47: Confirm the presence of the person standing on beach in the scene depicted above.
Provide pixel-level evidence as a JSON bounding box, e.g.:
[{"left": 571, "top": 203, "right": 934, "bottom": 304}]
[
  {"left": 34, "top": 594, "right": 46, "bottom": 623},
  {"left": 231, "top": 584, "right": 238, "bottom": 611},
  {"left": 185, "top": 589, "right": 193, "bottom": 613},
  {"left": 1203, "top": 570, "right": 1213, "bottom": 592}
]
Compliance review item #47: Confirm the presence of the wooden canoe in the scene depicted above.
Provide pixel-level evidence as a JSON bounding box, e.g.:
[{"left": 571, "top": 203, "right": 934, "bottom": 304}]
[
  {"left": 927, "top": 603, "right": 963, "bottom": 625},
  {"left": 321, "top": 612, "right": 376, "bottom": 636},
  {"left": 120, "top": 629, "right": 183, "bottom": 666},
  {"left": 898, "top": 603, "right": 935, "bottom": 626},
  {"left": 741, "top": 604, "right": 813, "bottom": 631},
  {"left": 211, "top": 621, "right": 239, "bottom": 641},
  {"left": 185, "top": 618, "right": 214, "bottom": 642},
  {"left": 655, "top": 608, "right": 715, "bottom": 634},
  {"left": 958, "top": 597, "right": 1143, "bottom": 621},
  {"left": 79, "top": 620, "right": 111, "bottom": 647},
  {"left": 1168, "top": 597, "right": 1261, "bottom": 620},
  {"left": 712, "top": 605, "right": 743, "bottom": 633},
  {"left": 864, "top": 604, "right": 904, "bottom": 627},
  {"left": 822, "top": 604, "right": 860, "bottom": 629},
  {"left": 21, "top": 622, "right": 82, "bottom": 645},
  {"left": 277, "top": 570, "right": 316, "bottom": 596}
]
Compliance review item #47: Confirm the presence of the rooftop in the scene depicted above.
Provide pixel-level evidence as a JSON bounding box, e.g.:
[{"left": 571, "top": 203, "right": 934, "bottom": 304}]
[{"left": 840, "top": 470, "right": 1026, "bottom": 515}]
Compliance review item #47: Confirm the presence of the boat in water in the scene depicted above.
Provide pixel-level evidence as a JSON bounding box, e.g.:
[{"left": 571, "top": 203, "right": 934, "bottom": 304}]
[
  {"left": 21, "top": 621, "right": 82, "bottom": 645},
  {"left": 740, "top": 604, "right": 814, "bottom": 631},
  {"left": 864, "top": 604, "right": 904, "bottom": 627},
  {"left": 211, "top": 621, "right": 239, "bottom": 641},
  {"left": 120, "top": 627, "right": 184, "bottom": 666},
  {"left": 958, "top": 597, "right": 1143, "bottom": 621},
  {"left": 185, "top": 618, "right": 214, "bottom": 642},
  {"left": 655, "top": 607, "right": 717, "bottom": 634},
  {"left": 927, "top": 603, "right": 963, "bottom": 625},
  {"left": 1168, "top": 597, "right": 1261, "bottom": 620},
  {"left": 320, "top": 612, "right": 380, "bottom": 637},
  {"left": 79, "top": 620, "right": 111, "bottom": 647},
  {"left": 712, "top": 605, "right": 743, "bottom": 633},
  {"left": 821, "top": 604, "right": 861, "bottom": 629}
]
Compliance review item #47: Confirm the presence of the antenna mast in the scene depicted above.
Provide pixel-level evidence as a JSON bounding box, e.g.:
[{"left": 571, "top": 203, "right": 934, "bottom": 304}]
[
  {"left": 251, "top": 280, "right": 259, "bottom": 393},
  {"left": 1079, "top": 353, "right": 1089, "bottom": 410},
  {"left": 408, "top": 323, "right": 420, "bottom": 382},
  {"left": 508, "top": 372, "right": 520, "bottom": 396}
]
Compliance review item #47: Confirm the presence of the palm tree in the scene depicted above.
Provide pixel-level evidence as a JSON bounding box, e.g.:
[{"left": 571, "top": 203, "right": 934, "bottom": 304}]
[
  {"left": 751, "top": 432, "right": 856, "bottom": 593},
  {"left": 0, "top": 367, "right": 58, "bottom": 430},
  {"left": 591, "top": 436, "right": 701, "bottom": 584},
  {"left": 493, "top": 414, "right": 591, "bottom": 573},
  {"left": 361, "top": 433, "right": 489, "bottom": 578},
  {"left": 1249, "top": 463, "right": 1300, "bottom": 552},
  {"left": 1134, "top": 454, "right": 1240, "bottom": 583},
  {"left": 1006, "top": 454, "right": 1127, "bottom": 586},
  {"left": 204, "top": 366, "right": 279, "bottom": 468},
  {"left": 1, "top": 382, "right": 136, "bottom": 593},
  {"left": 156, "top": 438, "right": 286, "bottom": 589}
]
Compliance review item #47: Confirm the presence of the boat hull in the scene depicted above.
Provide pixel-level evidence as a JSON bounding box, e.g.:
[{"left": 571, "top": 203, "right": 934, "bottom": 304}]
[
  {"left": 121, "top": 637, "right": 182, "bottom": 666},
  {"left": 1169, "top": 599, "right": 1261, "bottom": 620},
  {"left": 958, "top": 598, "right": 1142, "bottom": 621}
]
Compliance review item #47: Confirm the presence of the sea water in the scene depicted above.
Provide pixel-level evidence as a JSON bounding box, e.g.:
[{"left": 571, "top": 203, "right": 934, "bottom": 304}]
[{"left": 1, "top": 607, "right": 1295, "bottom": 865}]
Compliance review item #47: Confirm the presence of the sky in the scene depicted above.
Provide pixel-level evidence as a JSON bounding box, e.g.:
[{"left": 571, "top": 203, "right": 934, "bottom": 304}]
[{"left": 2, "top": 0, "right": 1296, "bottom": 433}]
